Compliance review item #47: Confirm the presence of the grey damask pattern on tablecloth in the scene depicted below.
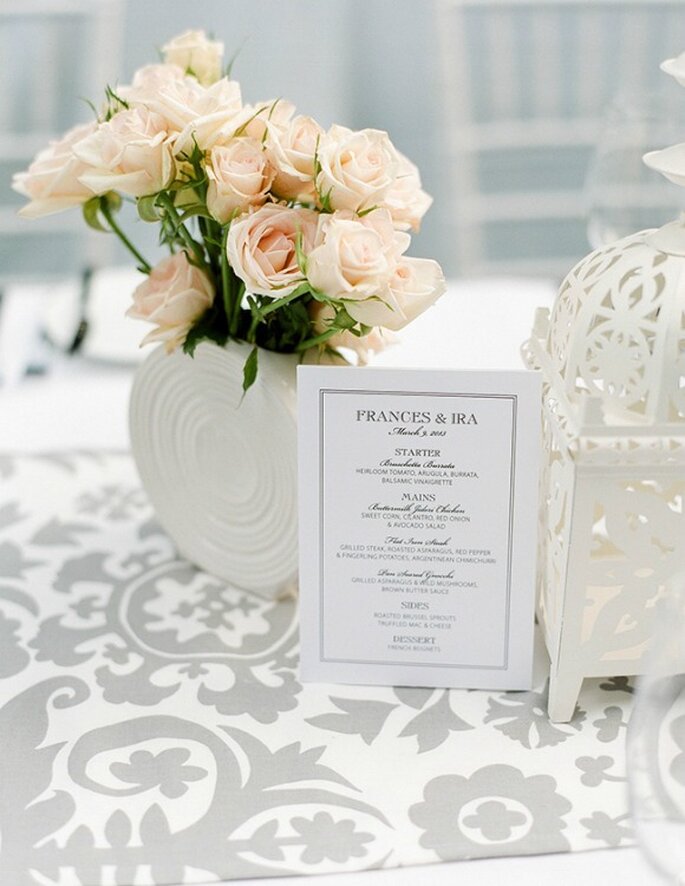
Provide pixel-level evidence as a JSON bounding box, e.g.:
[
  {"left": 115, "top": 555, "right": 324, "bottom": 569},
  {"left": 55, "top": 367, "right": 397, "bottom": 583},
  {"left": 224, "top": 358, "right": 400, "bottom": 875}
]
[{"left": 0, "top": 453, "right": 635, "bottom": 885}]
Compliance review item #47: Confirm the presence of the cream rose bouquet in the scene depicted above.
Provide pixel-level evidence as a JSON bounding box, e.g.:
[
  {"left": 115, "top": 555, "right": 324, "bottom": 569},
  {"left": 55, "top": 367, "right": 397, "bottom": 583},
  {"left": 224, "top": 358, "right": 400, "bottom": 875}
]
[{"left": 13, "top": 30, "right": 445, "bottom": 390}]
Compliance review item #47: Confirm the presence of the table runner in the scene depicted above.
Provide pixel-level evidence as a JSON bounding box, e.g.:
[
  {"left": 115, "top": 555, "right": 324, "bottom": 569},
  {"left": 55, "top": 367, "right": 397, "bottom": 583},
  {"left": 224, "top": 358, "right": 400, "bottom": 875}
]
[{"left": 0, "top": 453, "right": 634, "bottom": 885}]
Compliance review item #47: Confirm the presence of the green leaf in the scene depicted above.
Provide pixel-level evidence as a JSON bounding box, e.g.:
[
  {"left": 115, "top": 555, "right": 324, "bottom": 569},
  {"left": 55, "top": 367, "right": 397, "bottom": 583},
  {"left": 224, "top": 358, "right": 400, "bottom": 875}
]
[
  {"left": 182, "top": 303, "right": 229, "bottom": 356},
  {"left": 182, "top": 323, "right": 228, "bottom": 357},
  {"left": 318, "top": 187, "right": 333, "bottom": 214},
  {"left": 79, "top": 96, "right": 100, "bottom": 121},
  {"left": 233, "top": 103, "right": 270, "bottom": 137},
  {"left": 104, "top": 83, "right": 129, "bottom": 119},
  {"left": 260, "top": 98, "right": 283, "bottom": 143},
  {"left": 242, "top": 346, "right": 259, "bottom": 393},
  {"left": 82, "top": 197, "right": 107, "bottom": 232},
  {"left": 267, "top": 98, "right": 282, "bottom": 120},
  {"left": 225, "top": 39, "right": 248, "bottom": 78},
  {"left": 137, "top": 194, "right": 160, "bottom": 223},
  {"left": 181, "top": 328, "right": 201, "bottom": 357},
  {"left": 105, "top": 84, "right": 129, "bottom": 108}
]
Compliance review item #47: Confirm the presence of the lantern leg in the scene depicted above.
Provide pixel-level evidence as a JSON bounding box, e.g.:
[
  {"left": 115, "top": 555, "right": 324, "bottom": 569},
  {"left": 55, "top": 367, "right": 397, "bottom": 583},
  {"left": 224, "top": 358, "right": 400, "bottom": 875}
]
[{"left": 548, "top": 670, "right": 583, "bottom": 723}]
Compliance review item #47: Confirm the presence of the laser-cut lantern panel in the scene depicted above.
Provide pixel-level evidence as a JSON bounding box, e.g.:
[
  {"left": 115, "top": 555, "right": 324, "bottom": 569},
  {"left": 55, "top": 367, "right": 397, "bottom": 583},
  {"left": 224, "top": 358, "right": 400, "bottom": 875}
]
[
  {"left": 547, "top": 230, "right": 685, "bottom": 427},
  {"left": 523, "top": 228, "right": 685, "bottom": 722}
]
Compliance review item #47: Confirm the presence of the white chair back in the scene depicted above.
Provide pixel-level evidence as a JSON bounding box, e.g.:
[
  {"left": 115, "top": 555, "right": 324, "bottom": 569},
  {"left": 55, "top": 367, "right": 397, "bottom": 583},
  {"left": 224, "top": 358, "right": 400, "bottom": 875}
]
[
  {"left": 437, "top": 0, "right": 685, "bottom": 277},
  {"left": 0, "top": 0, "right": 124, "bottom": 284}
]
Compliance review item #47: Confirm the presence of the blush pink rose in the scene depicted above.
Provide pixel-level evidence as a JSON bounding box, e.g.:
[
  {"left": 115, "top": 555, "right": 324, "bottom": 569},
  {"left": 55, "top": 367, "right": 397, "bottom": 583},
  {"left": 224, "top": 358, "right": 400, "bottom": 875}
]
[
  {"left": 73, "top": 107, "right": 175, "bottom": 197},
  {"left": 124, "top": 67, "right": 243, "bottom": 155},
  {"left": 162, "top": 30, "right": 225, "bottom": 86},
  {"left": 267, "top": 114, "right": 323, "bottom": 202},
  {"left": 12, "top": 122, "right": 98, "bottom": 217},
  {"left": 171, "top": 77, "right": 244, "bottom": 154},
  {"left": 345, "top": 256, "right": 446, "bottom": 331},
  {"left": 119, "top": 63, "right": 187, "bottom": 108},
  {"left": 382, "top": 151, "right": 433, "bottom": 232},
  {"left": 227, "top": 203, "right": 318, "bottom": 296},
  {"left": 127, "top": 252, "right": 215, "bottom": 351},
  {"left": 316, "top": 125, "right": 400, "bottom": 212},
  {"left": 306, "top": 208, "right": 409, "bottom": 300},
  {"left": 206, "top": 138, "right": 275, "bottom": 222}
]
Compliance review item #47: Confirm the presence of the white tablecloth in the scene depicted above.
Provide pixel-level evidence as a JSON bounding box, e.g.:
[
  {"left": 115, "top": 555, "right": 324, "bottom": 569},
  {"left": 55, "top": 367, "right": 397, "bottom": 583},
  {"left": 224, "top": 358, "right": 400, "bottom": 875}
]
[{"left": 0, "top": 276, "right": 662, "bottom": 885}]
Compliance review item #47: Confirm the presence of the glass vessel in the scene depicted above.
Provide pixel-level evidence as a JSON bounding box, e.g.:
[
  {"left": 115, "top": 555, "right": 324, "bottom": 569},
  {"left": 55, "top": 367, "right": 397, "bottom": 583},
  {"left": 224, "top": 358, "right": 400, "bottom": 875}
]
[
  {"left": 628, "top": 578, "right": 685, "bottom": 884},
  {"left": 585, "top": 92, "right": 685, "bottom": 249}
]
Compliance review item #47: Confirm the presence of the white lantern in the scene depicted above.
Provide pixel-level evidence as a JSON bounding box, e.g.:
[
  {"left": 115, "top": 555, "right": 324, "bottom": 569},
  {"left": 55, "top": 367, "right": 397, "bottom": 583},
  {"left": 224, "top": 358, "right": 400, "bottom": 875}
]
[{"left": 523, "top": 224, "right": 685, "bottom": 722}]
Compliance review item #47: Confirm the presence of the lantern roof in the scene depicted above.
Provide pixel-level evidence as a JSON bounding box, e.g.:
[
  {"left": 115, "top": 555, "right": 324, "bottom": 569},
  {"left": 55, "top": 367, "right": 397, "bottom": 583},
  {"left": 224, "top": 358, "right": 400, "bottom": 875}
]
[{"left": 523, "top": 227, "right": 685, "bottom": 465}]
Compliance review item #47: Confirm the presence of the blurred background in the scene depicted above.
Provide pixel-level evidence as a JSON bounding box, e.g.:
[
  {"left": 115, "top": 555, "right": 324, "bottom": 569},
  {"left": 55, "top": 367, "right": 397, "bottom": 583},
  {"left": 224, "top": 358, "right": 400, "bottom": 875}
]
[{"left": 2, "top": 0, "right": 685, "bottom": 383}]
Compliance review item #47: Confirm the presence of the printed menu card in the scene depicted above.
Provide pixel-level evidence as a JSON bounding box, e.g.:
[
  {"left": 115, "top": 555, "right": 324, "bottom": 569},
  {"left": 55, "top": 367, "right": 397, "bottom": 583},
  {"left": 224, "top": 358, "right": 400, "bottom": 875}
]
[{"left": 297, "top": 366, "right": 541, "bottom": 690}]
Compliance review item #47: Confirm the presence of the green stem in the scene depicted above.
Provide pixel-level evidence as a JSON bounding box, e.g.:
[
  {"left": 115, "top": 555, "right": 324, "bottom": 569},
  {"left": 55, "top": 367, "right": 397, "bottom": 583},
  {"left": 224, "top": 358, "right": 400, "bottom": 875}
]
[
  {"left": 158, "top": 193, "right": 207, "bottom": 268},
  {"left": 295, "top": 327, "right": 339, "bottom": 352},
  {"left": 220, "top": 224, "right": 231, "bottom": 325},
  {"left": 240, "top": 282, "right": 309, "bottom": 343},
  {"left": 177, "top": 206, "right": 215, "bottom": 226},
  {"left": 230, "top": 278, "right": 244, "bottom": 337},
  {"left": 258, "top": 288, "right": 305, "bottom": 318},
  {"left": 247, "top": 300, "right": 260, "bottom": 343},
  {"left": 201, "top": 215, "right": 222, "bottom": 283},
  {"left": 100, "top": 200, "right": 151, "bottom": 272}
]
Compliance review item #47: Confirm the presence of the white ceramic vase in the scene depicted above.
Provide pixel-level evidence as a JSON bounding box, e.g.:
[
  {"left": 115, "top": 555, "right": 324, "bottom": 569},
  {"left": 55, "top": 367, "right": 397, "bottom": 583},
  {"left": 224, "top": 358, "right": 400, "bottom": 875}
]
[{"left": 129, "top": 341, "right": 299, "bottom": 600}]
